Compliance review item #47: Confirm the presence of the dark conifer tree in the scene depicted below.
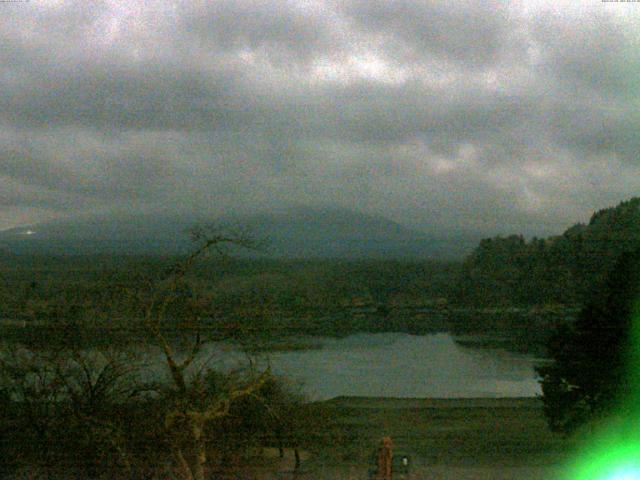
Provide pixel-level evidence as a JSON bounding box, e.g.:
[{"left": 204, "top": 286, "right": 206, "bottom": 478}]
[{"left": 537, "top": 248, "right": 640, "bottom": 433}]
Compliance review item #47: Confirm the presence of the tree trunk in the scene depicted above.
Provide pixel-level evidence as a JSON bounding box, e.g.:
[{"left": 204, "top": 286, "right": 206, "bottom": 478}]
[
  {"left": 174, "top": 448, "right": 194, "bottom": 480},
  {"left": 192, "top": 459, "right": 205, "bottom": 480},
  {"left": 276, "top": 428, "right": 284, "bottom": 458},
  {"left": 191, "top": 422, "right": 207, "bottom": 480},
  {"left": 294, "top": 448, "right": 301, "bottom": 471}
]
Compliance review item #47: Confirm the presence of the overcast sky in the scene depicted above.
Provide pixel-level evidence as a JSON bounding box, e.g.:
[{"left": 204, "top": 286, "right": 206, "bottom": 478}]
[{"left": 1, "top": 0, "right": 639, "bottom": 236}]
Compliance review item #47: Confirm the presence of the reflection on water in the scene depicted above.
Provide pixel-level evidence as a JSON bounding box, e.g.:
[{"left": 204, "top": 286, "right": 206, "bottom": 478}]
[{"left": 198, "top": 332, "right": 541, "bottom": 400}]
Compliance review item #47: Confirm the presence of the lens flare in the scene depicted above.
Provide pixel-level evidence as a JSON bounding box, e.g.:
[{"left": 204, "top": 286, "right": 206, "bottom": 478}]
[
  {"left": 608, "top": 469, "right": 640, "bottom": 480},
  {"left": 564, "top": 297, "right": 640, "bottom": 480}
]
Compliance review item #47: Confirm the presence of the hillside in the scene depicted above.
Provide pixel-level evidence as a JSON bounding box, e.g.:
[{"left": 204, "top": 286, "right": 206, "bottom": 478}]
[{"left": 454, "top": 197, "right": 640, "bottom": 306}]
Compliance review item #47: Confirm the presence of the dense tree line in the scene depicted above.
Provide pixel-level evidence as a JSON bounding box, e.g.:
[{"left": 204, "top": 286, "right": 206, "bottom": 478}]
[
  {"left": 0, "top": 256, "right": 458, "bottom": 327},
  {"left": 537, "top": 247, "right": 640, "bottom": 433},
  {"left": 454, "top": 198, "right": 640, "bottom": 306}
]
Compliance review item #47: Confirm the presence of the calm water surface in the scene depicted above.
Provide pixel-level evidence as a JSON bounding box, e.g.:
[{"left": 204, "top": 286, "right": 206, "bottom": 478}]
[{"left": 198, "top": 332, "right": 540, "bottom": 400}]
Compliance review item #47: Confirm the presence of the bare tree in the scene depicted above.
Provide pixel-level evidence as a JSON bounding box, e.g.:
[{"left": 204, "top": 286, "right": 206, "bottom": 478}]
[
  {"left": 132, "top": 225, "right": 271, "bottom": 480},
  {"left": 0, "top": 345, "right": 150, "bottom": 478},
  {"left": 0, "top": 225, "right": 274, "bottom": 479}
]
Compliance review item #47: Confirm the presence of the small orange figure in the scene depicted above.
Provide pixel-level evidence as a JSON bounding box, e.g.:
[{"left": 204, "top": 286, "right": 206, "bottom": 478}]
[{"left": 376, "top": 436, "right": 393, "bottom": 480}]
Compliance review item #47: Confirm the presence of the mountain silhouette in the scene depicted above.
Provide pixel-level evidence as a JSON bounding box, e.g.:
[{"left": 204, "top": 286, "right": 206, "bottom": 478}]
[{"left": 0, "top": 208, "right": 480, "bottom": 259}]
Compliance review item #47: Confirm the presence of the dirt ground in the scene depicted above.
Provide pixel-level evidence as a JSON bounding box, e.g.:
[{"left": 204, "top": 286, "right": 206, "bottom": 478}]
[
  {"left": 257, "top": 463, "right": 563, "bottom": 480},
  {"left": 285, "top": 397, "right": 572, "bottom": 480},
  {"left": 413, "top": 465, "right": 563, "bottom": 479}
]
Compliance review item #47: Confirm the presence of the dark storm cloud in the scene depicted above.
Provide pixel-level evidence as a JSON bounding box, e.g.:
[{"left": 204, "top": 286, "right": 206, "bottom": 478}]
[{"left": 0, "top": 0, "right": 638, "bottom": 233}]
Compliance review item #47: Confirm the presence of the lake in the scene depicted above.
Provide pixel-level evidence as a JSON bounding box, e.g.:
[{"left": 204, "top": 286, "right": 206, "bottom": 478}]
[
  {"left": 196, "top": 332, "right": 541, "bottom": 400},
  {"left": 0, "top": 330, "right": 542, "bottom": 400}
]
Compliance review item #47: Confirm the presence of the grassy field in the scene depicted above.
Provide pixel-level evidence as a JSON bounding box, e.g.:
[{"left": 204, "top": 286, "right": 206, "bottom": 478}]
[{"left": 295, "top": 397, "right": 574, "bottom": 479}]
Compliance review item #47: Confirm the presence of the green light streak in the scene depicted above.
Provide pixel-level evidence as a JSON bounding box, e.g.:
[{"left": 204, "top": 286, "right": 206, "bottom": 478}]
[{"left": 564, "top": 297, "right": 640, "bottom": 480}]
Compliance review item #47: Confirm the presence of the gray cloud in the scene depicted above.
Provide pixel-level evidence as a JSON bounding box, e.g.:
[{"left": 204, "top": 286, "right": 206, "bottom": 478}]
[
  {"left": 0, "top": 0, "right": 638, "bottom": 234},
  {"left": 340, "top": 0, "right": 515, "bottom": 68}
]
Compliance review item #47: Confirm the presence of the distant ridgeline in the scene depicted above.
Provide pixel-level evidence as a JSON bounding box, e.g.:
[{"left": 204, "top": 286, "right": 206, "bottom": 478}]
[{"left": 453, "top": 197, "right": 640, "bottom": 307}]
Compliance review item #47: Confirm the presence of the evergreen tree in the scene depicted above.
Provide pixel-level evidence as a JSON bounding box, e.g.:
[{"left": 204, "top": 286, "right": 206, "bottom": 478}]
[{"left": 536, "top": 248, "right": 640, "bottom": 433}]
